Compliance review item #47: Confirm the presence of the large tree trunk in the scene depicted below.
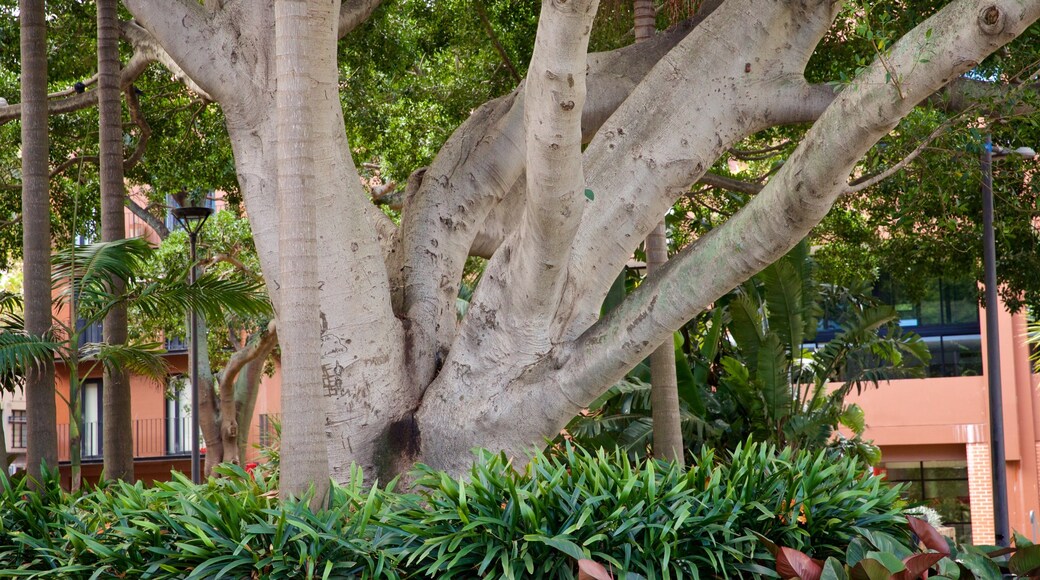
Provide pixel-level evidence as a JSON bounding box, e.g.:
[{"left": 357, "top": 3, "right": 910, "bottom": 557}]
[
  {"left": 275, "top": 0, "right": 333, "bottom": 503},
  {"left": 121, "top": 0, "right": 1040, "bottom": 482},
  {"left": 19, "top": 0, "right": 58, "bottom": 485},
  {"left": 98, "top": 0, "right": 135, "bottom": 483}
]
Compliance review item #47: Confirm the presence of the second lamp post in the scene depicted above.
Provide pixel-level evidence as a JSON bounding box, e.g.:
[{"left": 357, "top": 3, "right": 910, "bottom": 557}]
[{"left": 171, "top": 204, "right": 213, "bottom": 483}]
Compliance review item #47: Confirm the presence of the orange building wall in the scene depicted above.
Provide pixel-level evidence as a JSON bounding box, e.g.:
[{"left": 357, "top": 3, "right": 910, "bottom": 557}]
[{"left": 846, "top": 300, "right": 1040, "bottom": 544}]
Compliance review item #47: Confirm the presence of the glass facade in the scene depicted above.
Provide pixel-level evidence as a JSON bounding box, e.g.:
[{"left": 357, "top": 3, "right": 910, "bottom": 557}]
[
  {"left": 812, "top": 276, "right": 982, "bottom": 378},
  {"left": 885, "top": 460, "right": 972, "bottom": 544}
]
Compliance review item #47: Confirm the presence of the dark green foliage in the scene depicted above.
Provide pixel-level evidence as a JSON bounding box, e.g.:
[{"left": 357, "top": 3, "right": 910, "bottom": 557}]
[{"left": 0, "top": 442, "right": 909, "bottom": 579}]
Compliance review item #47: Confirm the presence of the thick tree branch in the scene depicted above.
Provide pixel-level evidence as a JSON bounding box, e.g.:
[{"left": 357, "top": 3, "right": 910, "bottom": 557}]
[
  {"left": 553, "top": 0, "right": 1040, "bottom": 406},
  {"left": 399, "top": 16, "right": 715, "bottom": 396},
  {"left": 0, "top": 52, "right": 152, "bottom": 126},
  {"left": 553, "top": 0, "right": 844, "bottom": 343},
  {"left": 338, "top": 0, "right": 384, "bottom": 38},
  {"left": 122, "top": 0, "right": 247, "bottom": 103},
  {"left": 463, "top": 0, "right": 596, "bottom": 332}
]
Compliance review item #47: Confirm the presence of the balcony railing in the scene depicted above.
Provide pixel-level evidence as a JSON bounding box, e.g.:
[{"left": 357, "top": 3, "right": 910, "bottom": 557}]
[
  {"left": 71, "top": 319, "right": 188, "bottom": 354},
  {"left": 164, "top": 336, "right": 189, "bottom": 352},
  {"left": 57, "top": 417, "right": 199, "bottom": 461}
]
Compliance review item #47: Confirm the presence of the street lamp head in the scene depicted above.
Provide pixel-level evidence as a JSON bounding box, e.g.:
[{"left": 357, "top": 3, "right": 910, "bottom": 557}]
[
  {"left": 991, "top": 144, "right": 1038, "bottom": 160},
  {"left": 171, "top": 206, "right": 214, "bottom": 235},
  {"left": 1011, "top": 146, "right": 1037, "bottom": 159}
]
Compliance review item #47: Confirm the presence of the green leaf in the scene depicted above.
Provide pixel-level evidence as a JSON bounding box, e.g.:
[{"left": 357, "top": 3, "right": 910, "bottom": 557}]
[
  {"left": 760, "top": 256, "right": 806, "bottom": 353},
  {"left": 758, "top": 333, "right": 791, "bottom": 421},
  {"left": 584, "top": 188, "right": 595, "bottom": 201},
  {"left": 851, "top": 558, "right": 896, "bottom": 580},
  {"left": 822, "top": 557, "right": 850, "bottom": 580},
  {"left": 1008, "top": 544, "right": 1040, "bottom": 576}
]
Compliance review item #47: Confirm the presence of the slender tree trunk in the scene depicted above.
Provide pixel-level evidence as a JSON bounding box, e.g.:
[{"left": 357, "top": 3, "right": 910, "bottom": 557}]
[
  {"left": 192, "top": 317, "right": 223, "bottom": 476},
  {"left": 0, "top": 403, "right": 8, "bottom": 477},
  {"left": 98, "top": 0, "right": 134, "bottom": 483},
  {"left": 636, "top": 0, "right": 684, "bottom": 466},
  {"left": 275, "top": 0, "right": 333, "bottom": 505},
  {"left": 235, "top": 353, "right": 271, "bottom": 463},
  {"left": 219, "top": 325, "right": 277, "bottom": 466},
  {"left": 20, "top": 0, "right": 58, "bottom": 485}
]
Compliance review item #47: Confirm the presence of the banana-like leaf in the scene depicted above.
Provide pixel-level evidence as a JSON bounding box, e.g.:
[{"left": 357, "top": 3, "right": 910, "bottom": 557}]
[
  {"left": 757, "top": 333, "right": 791, "bottom": 421},
  {"left": 760, "top": 257, "right": 805, "bottom": 356},
  {"left": 729, "top": 292, "right": 765, "bottom": 374}
]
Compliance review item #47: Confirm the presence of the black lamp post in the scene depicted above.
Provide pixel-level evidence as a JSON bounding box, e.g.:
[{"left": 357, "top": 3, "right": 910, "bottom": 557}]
[
  {"left": 981, "top": 136, "right": 1035, "bottom": 546},
  {"left": 171, "top": 205, "right": 213, "bottom": 484}
]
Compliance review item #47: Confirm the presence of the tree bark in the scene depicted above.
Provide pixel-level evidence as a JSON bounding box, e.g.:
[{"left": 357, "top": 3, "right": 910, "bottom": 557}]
[
  {"left": 634, "top": 0, "right": 684, "bottom": 466},
  {"left": 218, "top": 323, "right": 277, "bottom": 466},
  {"left": 98, "top": 0, "right": 135, "bottom": 483},
  {"left": 119, "top": 0, "right": 1040, "bottom": 481},
  {"left": 20, "top": 0, "right": 58, "bottom": 485},
  {"left": 275, "top": 0, "right": 332, "bottom": 504},
  {"left": 191, "top": 317, "right": 223, "bottom": 476}
]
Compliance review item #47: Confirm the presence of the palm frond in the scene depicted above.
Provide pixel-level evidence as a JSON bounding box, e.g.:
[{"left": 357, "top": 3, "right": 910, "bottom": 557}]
[
  {"left": 0, "top": 330, "right": 62, "bottom": 392},
  {"left": 128, "top": 274, "right": 272, "bottom": 323},
  {"left": 52, "top": 238, "right": 154, "bottom": 315},
  {"left": 0, "top": 290, "right": 22, "bottom": 315},
  {"left": 83, "top": 341, "right": 170, "bottom": 383},
  {"left": 0, "top": 290, "right": 24, "bottom": 330}
]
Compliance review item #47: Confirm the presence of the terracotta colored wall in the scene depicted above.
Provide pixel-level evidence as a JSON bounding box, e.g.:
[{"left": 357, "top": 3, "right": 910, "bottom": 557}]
[{"left": 847, "top": 301, "right": 1040, "bottom": 544}]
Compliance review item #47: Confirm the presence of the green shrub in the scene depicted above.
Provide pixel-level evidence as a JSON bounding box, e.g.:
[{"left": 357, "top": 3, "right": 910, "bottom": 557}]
[
  {"left": 0, "top": 441, "right": 908, "bottom": 579},
  {"left": 393, "top": 441, "right": 908, "bottom": 578}
]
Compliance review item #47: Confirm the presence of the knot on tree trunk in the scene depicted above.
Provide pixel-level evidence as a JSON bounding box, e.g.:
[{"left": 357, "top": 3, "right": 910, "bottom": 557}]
[
  {"left": 978, "top": 5, "right": 1006, "bottom": 35},
  {"left": 224, "top": 422, "right": 238, "bottom": 439}
]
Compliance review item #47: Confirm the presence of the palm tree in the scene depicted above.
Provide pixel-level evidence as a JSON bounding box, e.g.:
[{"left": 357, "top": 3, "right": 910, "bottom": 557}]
[
  {"left": 635, "top": 0, "right": 684, "bottom": 467},
  {"left": 97, "top": 0, "right": 134, "bottom": 482},
  {"left": 0, "top": 238, "right": 271, "bottom": 488},
  {"left": 274, "top": 0, "right": 333, "bottom": 506},
  {"left": 19, "top": 0, "right": 59, "bottom": 484}
]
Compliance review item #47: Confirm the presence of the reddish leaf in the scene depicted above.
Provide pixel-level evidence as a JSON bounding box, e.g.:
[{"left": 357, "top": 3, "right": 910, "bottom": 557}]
[
  {"left": 577, "top": 559, "right": 613, "bottom": 580},
  {"left": 896, "top": 552, "right": 946, "bottom": 580},
  {"left": 906, "top": 517, "right": 951, "bottom": 555},
  {"left": 753, "top": 530, "right": 781, "bottom": 557},
  {"left": 776, "top": 546, "right": 825, "bottom": 580}
]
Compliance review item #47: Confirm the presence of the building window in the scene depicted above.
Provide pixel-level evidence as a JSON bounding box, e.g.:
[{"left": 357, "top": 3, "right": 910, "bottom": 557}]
[
  {"left": 82, "top": 380, "right": 103, "bottom": 458},
  {"left": 166, "top": 377, "right": 192, "bottom": 455},
  {"left": 814, "top": 276, "right": 983, "bottom": 378},
  {"left": 259, "top": 414, "right": 276, "bottom": 448},
  {"left": 885, "top": 460, "right": 971, "bottom": 544},
  {"left": 9, "top": 410, "right": 26, "bottom": 449}
]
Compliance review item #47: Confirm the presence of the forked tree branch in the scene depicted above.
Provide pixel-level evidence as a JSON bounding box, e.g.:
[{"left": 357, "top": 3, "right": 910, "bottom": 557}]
[
  {"left": 338, "top": 0, "right": 384, "bottom": 37},
  {"left": 554, "top": 0, "right": 1040, "bottom": 405}
]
